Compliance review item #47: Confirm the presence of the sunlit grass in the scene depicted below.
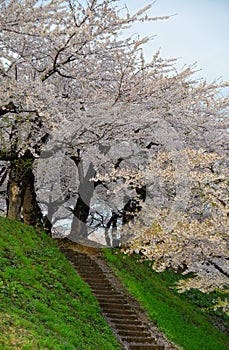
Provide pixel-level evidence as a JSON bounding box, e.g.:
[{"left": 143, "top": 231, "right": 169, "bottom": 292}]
[{"left": 0, "top": 217, "right": 121, "bottom": 350}]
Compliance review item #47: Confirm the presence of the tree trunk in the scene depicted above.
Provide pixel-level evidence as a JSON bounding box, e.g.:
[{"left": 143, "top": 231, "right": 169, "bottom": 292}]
[
  {"left": 7, "top": 161, "right": 23, "bottom": 220},
  {"left": 105, "top": 212, "right": 119, "bottom": 247},
  {"left": 6, "top": 152, "right": 43, "bottom": 228},
  {"left": 122, "top": 185, "right": 146, "bottom": 225},
  {"left": 22, "top": 166, "right": 43, "bottom": 227},
  {"left": 68, "top": 162, "right": 95, "bottom": 242}
]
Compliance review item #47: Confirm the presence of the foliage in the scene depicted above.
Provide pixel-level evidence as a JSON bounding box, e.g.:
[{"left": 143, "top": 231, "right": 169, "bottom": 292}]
[
  {"left": 0, "top": 217, "right": 121, "bottom": 349},
  {"left": 103, "top": 248, "right": 229, "bottom": 350}
]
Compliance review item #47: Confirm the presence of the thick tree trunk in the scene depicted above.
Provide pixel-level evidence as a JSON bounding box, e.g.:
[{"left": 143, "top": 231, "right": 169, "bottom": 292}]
[
  {"left": 69, "top": 195, "right": 91, "bottom": 240},
  {"left": 22, "top": 166, "right": 43, "bottom": 227},
  {"left": 7, "top": 161, "right": 23, "bottom": 220},
  {"left": 6, "top": 152, "right": 43, "bottom": 228},
  {"left": 68, "top": 162, "right": 95, "bottom": 242}
]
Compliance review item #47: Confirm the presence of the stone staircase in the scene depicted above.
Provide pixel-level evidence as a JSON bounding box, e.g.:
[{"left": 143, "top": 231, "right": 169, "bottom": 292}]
[{"left": 60, "top": 247, "right": 178, "bottom": 350}]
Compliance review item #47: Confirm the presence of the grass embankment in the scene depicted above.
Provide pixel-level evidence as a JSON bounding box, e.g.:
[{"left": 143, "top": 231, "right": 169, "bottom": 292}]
[
  {"left": 103, "top": 249, "right": 229, "bottom": 350},
  {"left": 0, "top": 217, "right": 121, "bottom": 350}
]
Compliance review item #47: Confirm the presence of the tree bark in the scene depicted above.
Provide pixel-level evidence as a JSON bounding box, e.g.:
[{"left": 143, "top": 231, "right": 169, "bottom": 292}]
[
  {"left": 105, "top": 212, "right": 120, "bottom": 247},
  {"left": 6, "top": 152, "right": 43, "bottom": 228},
  {"left": 7, "top": 161, "right": 23, "bottom": 220},
  {"left": 68, "top": 161, "right": 95, "bottom": 242},
  {"left": 22, "top": 165, "right": 43, "bottom": 227},
  {"left": 122, "top": 185, "right": 146, "bottom": 225}
]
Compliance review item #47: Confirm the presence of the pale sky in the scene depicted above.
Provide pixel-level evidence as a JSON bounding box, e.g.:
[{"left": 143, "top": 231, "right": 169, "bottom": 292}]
[{"left": 118, "top": 0, "right": 229, "bottom": 86}]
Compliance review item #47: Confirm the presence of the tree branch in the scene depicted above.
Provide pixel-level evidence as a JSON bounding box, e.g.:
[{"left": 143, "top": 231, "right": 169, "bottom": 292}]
[{"left": 0, "top": 102, "right": 18, "bottom": 116}]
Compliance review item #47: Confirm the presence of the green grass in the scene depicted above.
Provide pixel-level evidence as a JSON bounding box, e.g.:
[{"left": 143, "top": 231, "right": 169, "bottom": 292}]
[
  {"left": 103, "top": 249, "right": 229, "bottom": 350},
  {"left": 0, "top": 217, "right": 121, "bottom": 350}
]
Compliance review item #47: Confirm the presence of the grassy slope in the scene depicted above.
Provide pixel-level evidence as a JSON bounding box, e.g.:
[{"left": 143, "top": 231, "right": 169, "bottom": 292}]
[
  {"left": 103, "top": 249, "right": 229, "bottom": 350},
  {"left": 0, "top": 217, "right": 121, "bottom": 350}
]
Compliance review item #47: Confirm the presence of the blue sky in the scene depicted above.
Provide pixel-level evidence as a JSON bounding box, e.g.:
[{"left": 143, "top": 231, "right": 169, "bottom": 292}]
[{"left": 118, "top": 0, "right": 229, "bottom": 85}]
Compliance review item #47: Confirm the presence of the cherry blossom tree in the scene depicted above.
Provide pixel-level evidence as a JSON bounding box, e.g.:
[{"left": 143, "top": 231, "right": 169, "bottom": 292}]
[
  {"left": 110, "top": 149, "right": 228, "bottom": 292},
  {"left": 0, "top": 0, "right": 228, "bottom": 292},
  {"left": 0, "top": 0, "right": 168, "bottom": 226}
]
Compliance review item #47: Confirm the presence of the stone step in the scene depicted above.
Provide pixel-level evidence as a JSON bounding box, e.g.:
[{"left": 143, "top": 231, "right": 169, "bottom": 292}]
[
  {"left": 103, "top": 311, "right": 138, "bottom": 319},
  {"left": 76, "top": 268, "right": 102, "bottom": 273},
  {"left": 79, "top": 277, "right": 109, "bottom": 284},
  {"left": 98, "top": 297, "right": 128, "bottom": 304},
  {"left": 129, "top": 345, "right": 164, "bottom": 350},
  {"left": 74, "top": 259, "right": 94, "bottom": 263},
  {"left": 75, "top": 264, "right": 95, "bottom": 269},
  {"left": 99, "top": 299, "right": 130, "bottom": 306},
  {"left": 88, "top": 284, "right": 111, "bottom": 289},
  {"left": 71, "top": 252, "right": 91, "bottom": 258},
  {"left": 66, "top": 254, "right": 87, "bottom": 260},
  {"left": 110, "top": 319, "right": 143, "bottom": 326},
  {"left": 81, "top": 279, "right": 109, "bottom": 285},
  {"left": 105, "top": 313, "right": 140, "bottom": 320},
  {"left": 79, "top": 274, "right": 104, "bottom": 278},
  {"left": 90, "top": 288, "right": 116, "bottom": 294},
  {"left": 93, "top": 293, "right": 122, "bottom": 299},
  {"left": 101, "top": 304, "right": 133, "bottom": 313},
  {"left": 99, "top": 303, "right": 134, "bottom": 313},
  {"left": 117, "top": 329, "right": 151, "bottom": 337},
  {"left": 121, "top": 336, "right": 156, "bottom": 344},
  {"left": 74, "top": 260, "right": 95, "bottom": 265},
  {"left": 81, "top": 273, "right": 106, "bottom": 279},
  {"left": 100, "top": 304, "right": 132, "bottom": 312},
  {"left": 115, "top": 324, "right": 148, "bottom": 332},
  {"left": 86, "top": 280, "right": 110, "bottom": 285},
  {"left": 77, "top": 276, "right": 106, "bottom": 281},
  {"left": 95, "top": 293, "right": 124, "bottom": 299},
  {"left": 74, "top": 262, "right": 95, "bottom": 267},
  {"left": 89, "top": 285, "right": 112, "bottom": 290},
  {"left": 92, "top": 288, "right": 119, "bottom": 294},
  {"left": 77, "top": 265, "right": 102, "bottom": 269}
]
